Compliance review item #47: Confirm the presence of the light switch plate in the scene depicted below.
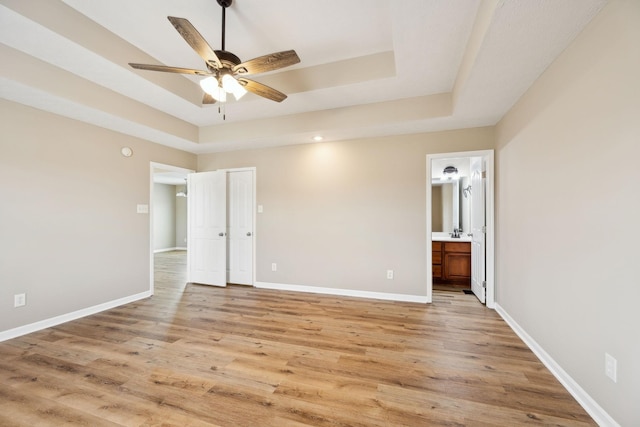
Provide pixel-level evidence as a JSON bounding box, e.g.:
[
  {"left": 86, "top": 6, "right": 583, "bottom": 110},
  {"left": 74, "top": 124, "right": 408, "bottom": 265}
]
[{"left": 136, "top": 204, "right": 149, "bottom": 214}]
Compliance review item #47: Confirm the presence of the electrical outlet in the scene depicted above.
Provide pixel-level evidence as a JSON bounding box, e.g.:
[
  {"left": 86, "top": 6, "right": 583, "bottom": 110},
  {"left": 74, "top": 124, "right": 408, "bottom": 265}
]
[
  {"left": 605, "top": 353, "right": 617, "bottom": 383},
  {"left": 271, "top": 263, "right": 277, "bottom": 272},
  {"left": 386, "top": 270, "right": 394, "bottom": 279},
  {"left": 14, "top": 293, "right": 26, "bottom": 308}
]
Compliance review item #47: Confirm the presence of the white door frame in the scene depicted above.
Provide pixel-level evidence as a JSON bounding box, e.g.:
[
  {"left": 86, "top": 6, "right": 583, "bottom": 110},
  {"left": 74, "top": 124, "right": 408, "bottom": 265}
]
[
  {"left": 426, "top": 150, "right": 495, "bottom": 308},
  {"left": 149, "top": 162, "right": 195, "bottom": 294}
]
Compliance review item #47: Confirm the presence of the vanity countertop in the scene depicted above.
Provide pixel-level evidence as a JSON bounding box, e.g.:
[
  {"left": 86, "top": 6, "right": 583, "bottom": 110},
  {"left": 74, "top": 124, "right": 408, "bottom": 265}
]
[{"left": 432, "top": 233, "right": 472, "bottom": 242}]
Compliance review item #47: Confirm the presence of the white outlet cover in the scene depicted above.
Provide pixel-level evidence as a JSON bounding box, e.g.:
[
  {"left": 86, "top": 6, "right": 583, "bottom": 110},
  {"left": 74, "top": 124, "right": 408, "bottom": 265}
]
[
  {"left": 14, "top": 293, "right": 26, "bottom": 307},
  {"left": 136, "top": 204, "right": 149, "bottom": 214},
  {"left": 605, "top": 353, "right": 617, "bottom": 383}
]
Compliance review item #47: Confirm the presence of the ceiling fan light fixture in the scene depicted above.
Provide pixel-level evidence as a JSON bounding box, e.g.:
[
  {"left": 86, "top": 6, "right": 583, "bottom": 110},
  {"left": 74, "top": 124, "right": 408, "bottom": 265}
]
[
  {"left": 200, "top": 76, "right": 227, "bottom": 102},
  {"left": 129, "top": 0, "right": 300, "bottom": 112},
  {"left": 200, "top": 76, "right": 217, "bottom": 93},
  {"left": 222, "top": 74, "right": 247, "bottom": 100}
]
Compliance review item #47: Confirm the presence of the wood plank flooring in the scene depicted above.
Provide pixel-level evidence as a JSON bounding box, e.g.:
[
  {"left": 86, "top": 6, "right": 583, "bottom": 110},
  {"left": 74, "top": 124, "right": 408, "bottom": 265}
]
[{"left": 0, "top": 251, "right": 595, "bottom": 426}]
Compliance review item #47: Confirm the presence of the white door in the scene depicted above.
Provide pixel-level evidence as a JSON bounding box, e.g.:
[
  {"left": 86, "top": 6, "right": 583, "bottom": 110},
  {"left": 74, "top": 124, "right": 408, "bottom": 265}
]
[
  {"left": 187, "top": 171, "right": 227, "bottom": 286},
  {"left": 470, "top": 157, "right": 486, "bottom": 303},
  {"left": 227, "top": 170, "right": 254, "bottom": 285}
]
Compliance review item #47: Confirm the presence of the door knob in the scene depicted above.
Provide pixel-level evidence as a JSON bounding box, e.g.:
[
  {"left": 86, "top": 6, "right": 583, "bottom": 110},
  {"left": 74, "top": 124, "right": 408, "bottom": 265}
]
[
  {"left": 218, "top": 232, "right": 225, "bottom": 237},
  {"left": 467, "top": 233, "right": 473, "bottom": 237},
  {"left": 247, "top": 232, "right": 252, "bottom": 237}
]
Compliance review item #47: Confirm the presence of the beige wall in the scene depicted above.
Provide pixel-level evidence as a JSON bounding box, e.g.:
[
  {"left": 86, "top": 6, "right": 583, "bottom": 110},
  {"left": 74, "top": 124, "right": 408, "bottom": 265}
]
[
  {"left": 0, "top": 100, "right": 196, "bottom": 333},
  {"left": 153, "top": 183, "right": 177, "bottom": 250},
  {"left": 199, "top": 128, "right": 494, "bottom": 297},
  {"left": 175, "top": 186, "right": 188, "bottom": 248},
  {"left": 495, "top": 0, "right": 639, "bottom": 425}
]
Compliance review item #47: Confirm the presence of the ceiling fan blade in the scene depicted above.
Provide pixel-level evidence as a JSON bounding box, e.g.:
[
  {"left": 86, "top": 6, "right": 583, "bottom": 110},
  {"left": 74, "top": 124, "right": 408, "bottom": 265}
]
[
  {"left": 202, "top": 93, "right": 216, "bottom": 104},
  {"left": 167, "top": 16, "right": 222, "bottom": 69},
  {"left": 233, "top": 50, "right": 300, "bottom": 75},
  {"left": 238, "top": 78, "right": 287, "bottom": 102},
  {"left": 129, "top": 63, "right": 210, "bottom": 76}
]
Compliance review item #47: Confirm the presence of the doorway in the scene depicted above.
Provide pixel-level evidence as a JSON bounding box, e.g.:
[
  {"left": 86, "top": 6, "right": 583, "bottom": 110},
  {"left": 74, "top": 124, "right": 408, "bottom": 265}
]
[
  {"left": 426, "top": 150, "right": 495, "bottom": 308},
  {"left": 149, "top": 162, "right": 194, "bottom": 294}
]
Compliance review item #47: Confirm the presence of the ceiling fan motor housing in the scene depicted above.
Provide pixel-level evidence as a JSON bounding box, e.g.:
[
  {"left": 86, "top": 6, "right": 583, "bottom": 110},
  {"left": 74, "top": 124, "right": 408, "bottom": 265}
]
[{"left": 216, "top": 50, "right": 240, "bottom": 67}]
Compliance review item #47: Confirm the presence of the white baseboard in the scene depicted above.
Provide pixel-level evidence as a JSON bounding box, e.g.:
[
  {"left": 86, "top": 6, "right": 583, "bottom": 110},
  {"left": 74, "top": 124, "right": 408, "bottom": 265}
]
[
  {"left": 0, "top": 291, "right": 152, "bottom": 343},
  {"left": 495, "top": 303, "right": 620, "bottom": 427},
  {"left": 255, "top": 281, "right": 428, "bottom": 303},
  {"left": 154, "top": 247, "right": 187, "bottom": 253}
]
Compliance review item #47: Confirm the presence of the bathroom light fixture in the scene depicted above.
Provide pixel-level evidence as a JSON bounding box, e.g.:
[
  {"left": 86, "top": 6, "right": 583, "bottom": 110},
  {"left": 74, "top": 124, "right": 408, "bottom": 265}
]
[
  {"left": 176, "top": 178, "right": 188, "bottom": 198},
  {"left": 442, "top": 165, "right": 458, "bottom": 180}
]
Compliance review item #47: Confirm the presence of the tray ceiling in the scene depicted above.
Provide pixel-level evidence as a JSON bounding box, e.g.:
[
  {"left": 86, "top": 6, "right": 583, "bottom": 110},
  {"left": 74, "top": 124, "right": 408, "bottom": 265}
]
[{"left": 1, "top": 0, "right": 607, "bottom": 153}]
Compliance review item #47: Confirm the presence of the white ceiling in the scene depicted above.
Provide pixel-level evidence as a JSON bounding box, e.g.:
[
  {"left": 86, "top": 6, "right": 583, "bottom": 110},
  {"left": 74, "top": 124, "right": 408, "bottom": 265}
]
[
  {"left": 1, "top": 0, "right": 607, "bottom": 154},
  {"left": 154, "top": 170, "right": 188, "bottom": 186}
]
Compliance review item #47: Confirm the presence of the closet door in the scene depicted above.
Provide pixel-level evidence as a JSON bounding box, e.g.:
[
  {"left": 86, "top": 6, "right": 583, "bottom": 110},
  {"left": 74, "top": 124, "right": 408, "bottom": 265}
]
[
  {"left": 227, "top": 170, "right": 254, "bottom": 285},
  {"left": 187, "top": 171, "right": 227, "bottom": 286}
]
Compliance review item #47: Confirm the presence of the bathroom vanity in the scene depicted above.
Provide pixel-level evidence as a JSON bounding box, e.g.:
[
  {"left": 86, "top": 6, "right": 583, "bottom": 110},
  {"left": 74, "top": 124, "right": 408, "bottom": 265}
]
[{"left": 432, "top": 235, "right": 471, "bottom": 287}]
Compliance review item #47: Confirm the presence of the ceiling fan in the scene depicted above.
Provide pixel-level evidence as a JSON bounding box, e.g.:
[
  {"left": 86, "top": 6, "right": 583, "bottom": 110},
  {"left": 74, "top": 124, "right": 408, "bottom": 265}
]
[{"left": 129, "top": 0, "right": 300, "bottom": 108}]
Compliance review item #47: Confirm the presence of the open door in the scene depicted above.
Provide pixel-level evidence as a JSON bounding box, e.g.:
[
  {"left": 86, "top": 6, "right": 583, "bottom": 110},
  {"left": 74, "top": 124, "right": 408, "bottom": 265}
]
[
  {"left": 470, "top": 157, "right": 486, "bottom": 303},
  {"left": 187, "top": 171, "right": 227, "bottom": 286}
]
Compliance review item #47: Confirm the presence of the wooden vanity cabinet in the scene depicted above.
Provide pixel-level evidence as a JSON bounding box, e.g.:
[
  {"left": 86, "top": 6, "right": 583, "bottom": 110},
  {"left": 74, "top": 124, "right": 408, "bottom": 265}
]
[
  {"left": 432, "top": 241, "right": 471, "bottom": 285},
  {"left": 432, "top": 242, "right": 443, "bottom": 280}
]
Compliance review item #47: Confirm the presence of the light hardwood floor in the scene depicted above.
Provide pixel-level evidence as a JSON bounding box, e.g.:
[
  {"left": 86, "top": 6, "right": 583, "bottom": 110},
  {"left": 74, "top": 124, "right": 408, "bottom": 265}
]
[{"left": 0, "top": 251, "right": 594, "bottom": 426}]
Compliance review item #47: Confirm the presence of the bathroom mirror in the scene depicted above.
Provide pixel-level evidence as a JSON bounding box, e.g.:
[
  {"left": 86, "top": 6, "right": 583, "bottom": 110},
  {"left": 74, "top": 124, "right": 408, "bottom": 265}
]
[
  {"left": 432, "top": 180, "right": 458, "bottom": 232},
  {"left": 431, "top": 178, "right": 471, "bottom": 233}
]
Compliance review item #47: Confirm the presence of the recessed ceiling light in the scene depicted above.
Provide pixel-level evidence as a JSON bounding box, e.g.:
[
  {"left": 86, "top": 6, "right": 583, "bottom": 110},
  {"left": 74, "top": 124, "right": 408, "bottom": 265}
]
[{"left": 312, "top": 135, "right": 324, "bottom": 142}]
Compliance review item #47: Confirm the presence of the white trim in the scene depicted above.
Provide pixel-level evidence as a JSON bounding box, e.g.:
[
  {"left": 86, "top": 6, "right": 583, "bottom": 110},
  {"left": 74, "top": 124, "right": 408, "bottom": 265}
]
[
  {"left": 426, "top": 157, "right": 434, "bottom": 304},
  {"left": 495, "top": 304, "right": 620, "bottom": 427},
  {"left": 153, "top": 247, "right": 187, "bottom": 253},
  {"left": 0, "top": 291, "right": 151, "bottom": 343},
  {"left": 255, "top": 282, "right": 428, "bottom": 303},
  {"left": 426, "top": 150, "right": 495, "bottom": 308}
]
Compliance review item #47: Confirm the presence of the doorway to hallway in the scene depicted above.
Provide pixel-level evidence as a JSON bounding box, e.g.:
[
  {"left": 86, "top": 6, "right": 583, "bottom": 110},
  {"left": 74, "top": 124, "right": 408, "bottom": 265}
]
[{"left": 149, "top": 162, "right": 194, "bottom": 295}]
